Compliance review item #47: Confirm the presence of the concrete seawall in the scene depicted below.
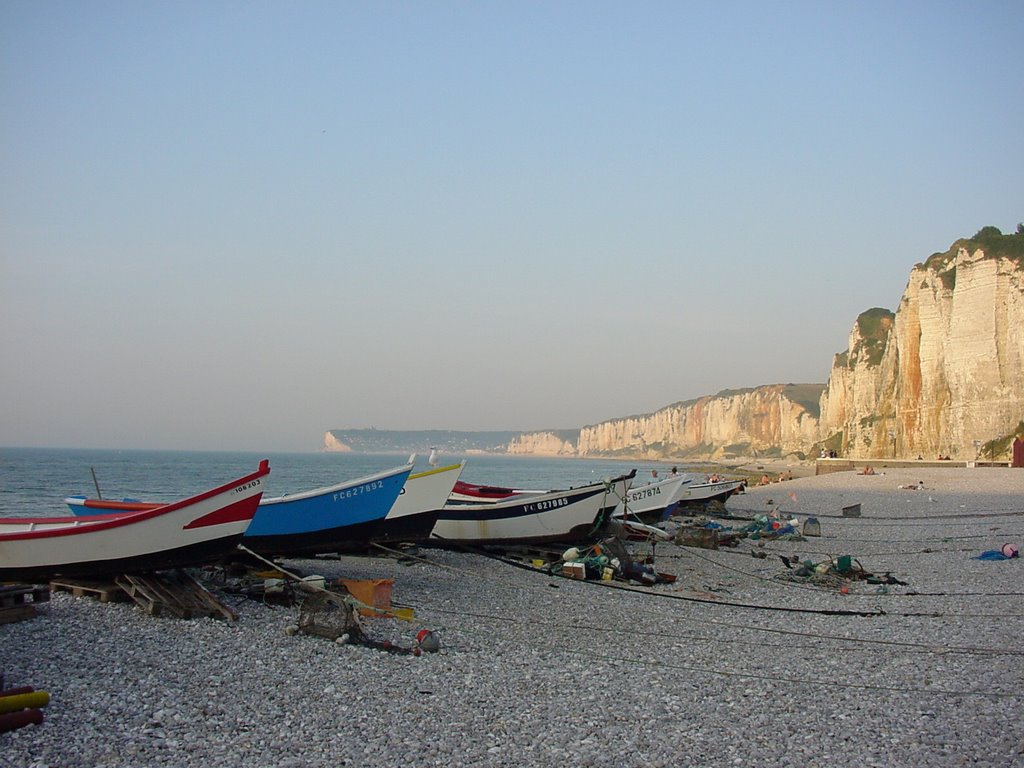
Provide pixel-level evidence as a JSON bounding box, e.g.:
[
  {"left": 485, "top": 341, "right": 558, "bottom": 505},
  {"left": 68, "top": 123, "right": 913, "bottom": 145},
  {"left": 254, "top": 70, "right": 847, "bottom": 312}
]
[{"left": 815, "top": 458, "right": 1012, "bottom": 475}]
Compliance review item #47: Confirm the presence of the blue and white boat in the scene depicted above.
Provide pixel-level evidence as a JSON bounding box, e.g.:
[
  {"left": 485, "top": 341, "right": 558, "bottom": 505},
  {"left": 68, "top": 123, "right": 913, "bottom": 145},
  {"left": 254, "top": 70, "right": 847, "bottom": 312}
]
[{"left": 65, "top": 459, "right": 414, "bottom": 557}]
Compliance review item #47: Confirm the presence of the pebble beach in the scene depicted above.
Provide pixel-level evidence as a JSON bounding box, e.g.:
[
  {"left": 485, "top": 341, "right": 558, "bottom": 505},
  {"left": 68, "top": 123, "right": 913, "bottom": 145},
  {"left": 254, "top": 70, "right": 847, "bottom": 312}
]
[{"left": 2, "top": 467, "right": 1023, "bottom": 768}]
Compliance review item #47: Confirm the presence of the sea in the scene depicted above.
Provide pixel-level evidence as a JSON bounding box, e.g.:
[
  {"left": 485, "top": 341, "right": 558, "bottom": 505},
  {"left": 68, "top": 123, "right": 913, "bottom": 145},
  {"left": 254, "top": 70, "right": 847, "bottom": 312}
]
[{"left": 0, "top": 447, "right": 712, "bottom": 519}]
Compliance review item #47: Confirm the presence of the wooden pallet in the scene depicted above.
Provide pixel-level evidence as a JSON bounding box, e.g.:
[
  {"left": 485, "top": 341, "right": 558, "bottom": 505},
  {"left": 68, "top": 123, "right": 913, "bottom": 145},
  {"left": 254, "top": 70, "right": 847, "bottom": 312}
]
[
  {"left": 0, "top": 585, "right": 51, "bottom": 608},
  {"left": 115, "top": 571, "right": 238, "bottom": 621},
  {"left": 0, "top": 605, "right": 38, "bottom": 625},
  {"left": 49, "top": 579, "right": 127, "bottom": 603}
]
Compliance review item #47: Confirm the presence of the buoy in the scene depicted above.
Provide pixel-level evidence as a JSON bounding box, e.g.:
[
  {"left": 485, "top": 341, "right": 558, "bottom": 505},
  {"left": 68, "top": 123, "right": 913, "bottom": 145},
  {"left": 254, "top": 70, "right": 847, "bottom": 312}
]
[
  {"left": 1002, "top": 543, "right": 1019, "bottom": 558},
  {"left": 0, "top": 709, "right": 44, "bottom": 733},
  {"left": 0, "top": 691, "right": 49, "bottom": 715},
  {"left": 284, "top": 625, "right": 299, "bottom": 636},
  {"left": 416, "top": 629, "right": 440, "bottom": 652},
  {"left": 0, "top": 686, "right": 35, "bottom": 698},
  {"left": 839, "top": 585, "right": 850, "bottom": 595},
  {"left": 562, "top": 547, "right": 580, "bottom": 562}
]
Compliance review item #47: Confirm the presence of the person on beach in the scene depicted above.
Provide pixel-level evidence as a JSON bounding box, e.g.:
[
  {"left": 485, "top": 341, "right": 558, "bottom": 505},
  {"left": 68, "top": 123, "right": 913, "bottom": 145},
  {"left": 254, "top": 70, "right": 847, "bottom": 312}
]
[
  {"left": 898, "top": 480, "right": 925, "bottom": 490},
  {"left": 859, "top": 465, "right": 876, "bottom": 475}
]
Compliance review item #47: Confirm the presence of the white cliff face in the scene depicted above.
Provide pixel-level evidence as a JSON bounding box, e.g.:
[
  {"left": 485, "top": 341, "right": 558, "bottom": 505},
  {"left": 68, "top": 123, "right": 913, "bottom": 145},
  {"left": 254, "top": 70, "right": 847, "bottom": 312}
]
[
  {"left": 321, "top": 432, "right": 351, "bottom": 452},
  {"left": 511, "top": 385, "right": 823, "bottom": 459},
  {"left": 323, "top": 237, "right": 1022, "bottom": 462},
  {"left": 820, "top": 246, "right": 1024, "bottom": 459},
  {"left": 507, "top": 432, "right": 578, "bottom": 456}
]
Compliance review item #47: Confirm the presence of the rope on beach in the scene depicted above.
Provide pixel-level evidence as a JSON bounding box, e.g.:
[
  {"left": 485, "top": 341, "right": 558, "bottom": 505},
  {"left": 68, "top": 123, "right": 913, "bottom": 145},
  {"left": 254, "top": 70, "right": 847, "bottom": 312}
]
[
  {"left": 730, "top": 506, "right": 1024, "bottom": 523},
  {"left": 663, "top": 543, "right": 1024, "bottom": 602},
  {"left": 384, "top": 601, "right": 1024, "bottom": 700},
  {"left": 369, "top": 544, "right": 1023, "bottom": 658},
  {"left": 560, "top": 646, "right": 1024, "bottom": 701},
  {"left": 418, "top": 602, "right": 1024, "bottom": 659}
]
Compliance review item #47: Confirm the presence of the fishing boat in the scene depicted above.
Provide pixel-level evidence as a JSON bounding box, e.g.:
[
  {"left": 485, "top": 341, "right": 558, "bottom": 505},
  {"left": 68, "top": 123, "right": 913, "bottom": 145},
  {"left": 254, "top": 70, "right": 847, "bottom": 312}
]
[
  {"left": 431, "top": 471, "right": 635, "bottom": 547},
  {"left": 0, "top": 460, "right": 271, "bottom": 582},
  {"left": 332, "top": 460, "right": 466, "bottom": 552},
  {"left": 378, "top": 460, "right": 466, "bottom": 543},
  {"left": 446, "top": 479, "right": 546, "bottom": 505},
  {"left": 670, "top": 476, "right": 744, "bottom": 508},
  {"left": 611, "top": 473, "right": 691, "bottom": 522},
  {"left": 66, "top": 460, "right": 415, "bottom": 557}
]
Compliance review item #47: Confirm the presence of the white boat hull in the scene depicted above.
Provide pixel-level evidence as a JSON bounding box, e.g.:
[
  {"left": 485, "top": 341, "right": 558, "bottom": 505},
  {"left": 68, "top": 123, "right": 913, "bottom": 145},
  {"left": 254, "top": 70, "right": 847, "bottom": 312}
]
[
  {"left": 612, "top": 474, "right": 690, "bottom": 520},
  {"left": 431, "top": 474, "right": 631, "bottom": 546},
  {"left": 0, "top": 461, "right": 270, "bottom": 581}
]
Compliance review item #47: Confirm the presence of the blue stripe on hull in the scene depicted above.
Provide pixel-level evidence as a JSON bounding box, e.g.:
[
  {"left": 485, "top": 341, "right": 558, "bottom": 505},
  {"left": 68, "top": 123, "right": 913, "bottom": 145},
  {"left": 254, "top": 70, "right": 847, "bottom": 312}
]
[{"left": 245, "top": 469, "right": 410, "bottom": 537}]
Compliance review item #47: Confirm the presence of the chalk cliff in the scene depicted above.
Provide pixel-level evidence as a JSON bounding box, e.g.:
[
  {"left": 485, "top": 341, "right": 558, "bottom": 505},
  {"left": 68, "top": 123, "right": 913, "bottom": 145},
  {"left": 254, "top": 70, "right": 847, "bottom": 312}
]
[
  {"left": 325, "top": 228, "right": 1024, "bottom": 461},
  {"left": 819, "top": 230, "right": 1024, "bottom": 459},
  {"left": 508, "top": 227, "right": 1024, "bottom": 461},
  {"left": 509, "top": 384, "right": 824, "bottom": 460}
]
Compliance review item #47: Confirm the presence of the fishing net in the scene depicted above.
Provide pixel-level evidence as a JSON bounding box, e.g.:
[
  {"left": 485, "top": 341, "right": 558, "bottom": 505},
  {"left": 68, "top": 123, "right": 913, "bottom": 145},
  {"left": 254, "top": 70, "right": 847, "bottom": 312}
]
[{"left": 297, "top": 590, "right": 365, "bottom": 642}]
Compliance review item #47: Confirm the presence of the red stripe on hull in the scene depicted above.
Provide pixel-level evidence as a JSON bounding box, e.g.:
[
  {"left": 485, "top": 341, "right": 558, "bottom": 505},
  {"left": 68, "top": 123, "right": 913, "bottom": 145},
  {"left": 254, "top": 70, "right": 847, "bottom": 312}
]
[
  {"left": 183, "top": 494, "right": 263, "bottom": 529},
  {"left": 82, "top": 500, "right": 159, "bottom": 512}
]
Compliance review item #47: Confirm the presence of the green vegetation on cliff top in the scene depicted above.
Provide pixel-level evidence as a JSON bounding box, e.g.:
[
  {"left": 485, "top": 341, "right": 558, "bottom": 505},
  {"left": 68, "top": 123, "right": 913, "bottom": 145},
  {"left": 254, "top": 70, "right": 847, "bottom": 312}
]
[
  {"left": 923, "top": 224, "right": 1024, "bottom": 272},
  {"left": 659, "top": 383, "right": 824, "bottom": 419},
  {"left": 849, "top": 307, "right": 894, "bottom": 368}
]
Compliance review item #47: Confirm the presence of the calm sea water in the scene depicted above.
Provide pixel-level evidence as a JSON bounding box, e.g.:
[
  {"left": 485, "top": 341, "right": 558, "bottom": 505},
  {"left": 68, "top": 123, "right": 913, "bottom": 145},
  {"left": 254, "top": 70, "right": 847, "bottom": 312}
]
[{"left": 0, "top": 447, "right": 707, "bottom": 519}]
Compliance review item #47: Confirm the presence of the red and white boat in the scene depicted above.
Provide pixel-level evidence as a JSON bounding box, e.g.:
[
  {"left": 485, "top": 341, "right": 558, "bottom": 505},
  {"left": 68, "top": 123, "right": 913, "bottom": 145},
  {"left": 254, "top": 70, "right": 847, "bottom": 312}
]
[
  {"left": 0, "top": 460, "right": 270, "bottom": 582},
  {"left": 447, "top": 480, "right": 547, "bottom": 505}
]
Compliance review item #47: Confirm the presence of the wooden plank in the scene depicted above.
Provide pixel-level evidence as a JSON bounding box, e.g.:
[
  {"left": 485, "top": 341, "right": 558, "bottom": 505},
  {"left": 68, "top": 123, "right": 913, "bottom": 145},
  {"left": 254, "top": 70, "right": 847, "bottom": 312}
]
[
  {"left": 115, "top": 575, "right": 183, "bottom": 617},
  {"left": 50, "top": 579, "right": 126, "bottom": 603},
  {"left": 114, "top": 571, "right": 237, "bottom": 621},
  {"left": 0, "top": 605, "right": 37, "bottom": 625},
  {"left": 0, "top": 586, "right": 49, "bottom": 608}
]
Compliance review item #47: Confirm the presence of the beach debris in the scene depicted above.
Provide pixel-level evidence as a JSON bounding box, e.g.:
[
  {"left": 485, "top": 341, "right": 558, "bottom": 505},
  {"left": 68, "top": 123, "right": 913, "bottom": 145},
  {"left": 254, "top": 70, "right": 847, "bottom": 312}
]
[
  {"left": 551, "top": 538, "right": 675, "bottom": 585},
  {"left": 0, "top": 584, "right": 50, "bottom": 624},
  {"left": 774, "top": 554, "right": 908, "bottom": 590},
  {"left": 0, "top": 682, "right": 49, "bottom": 733},
  {"left": 802, "top": 517, "right": 822, "bottom": 537},
  {"left": 669, "top": 520, "right": 744, "bottom": 549},
  {"left": 974, "top": 544, "right": 1020, "bottom": 561},
  {"left": 114, "top": 570, "right": 239, "bottom": 620},
  {"left": 743, "top": 514, "right": 804, "bottom": 541},
  {"left": 562, "top": 561, "right": 586, "bottom": 580},
  {"left": 842, "top": 504, "right": 862, "bottom": 517},
  {"left": 416, "top": 629, "right": 440, "bottom": 653},
  {"left": 336, "top": 578, "right": 394, "bottom": 618},
  {"left": 297, "top": 590, "right": 366, "bottom": 643}
]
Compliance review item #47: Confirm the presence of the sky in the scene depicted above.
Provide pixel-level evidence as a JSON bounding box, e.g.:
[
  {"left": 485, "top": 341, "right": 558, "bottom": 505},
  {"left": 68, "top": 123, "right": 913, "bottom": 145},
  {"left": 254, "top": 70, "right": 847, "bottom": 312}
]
[{"left": 2, "top": 1, "right": 1022, "bottom": 452}]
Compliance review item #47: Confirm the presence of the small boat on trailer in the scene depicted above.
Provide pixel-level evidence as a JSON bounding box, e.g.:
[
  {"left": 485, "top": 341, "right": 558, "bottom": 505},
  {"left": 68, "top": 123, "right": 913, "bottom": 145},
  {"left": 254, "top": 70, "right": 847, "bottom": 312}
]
[
  {"left": 431, "top": 471, "right": 635, "bottom": 547},
  {"left": 1, "top": 460, "right": 271, "bottom": 582}
]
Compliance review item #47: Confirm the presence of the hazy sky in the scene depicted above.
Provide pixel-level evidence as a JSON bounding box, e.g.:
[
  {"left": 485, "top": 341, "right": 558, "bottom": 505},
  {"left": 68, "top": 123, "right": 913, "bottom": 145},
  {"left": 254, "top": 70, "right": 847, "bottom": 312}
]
[{"left": 2, "top": 2, "right": 1022, "bottom": 452}]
